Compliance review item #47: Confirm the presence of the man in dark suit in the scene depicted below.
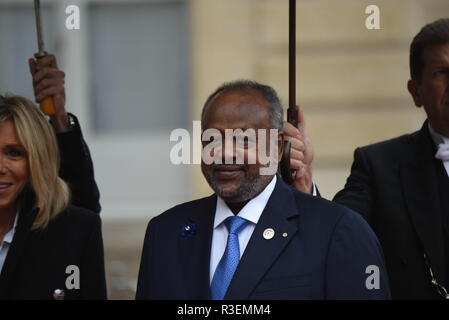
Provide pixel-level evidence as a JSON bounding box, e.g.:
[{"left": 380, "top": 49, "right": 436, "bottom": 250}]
[
  {"left": 285, "top": 19, "right": 449, "bottom": 299},
  {"left": 136, "top": 80, "right": 390, "bottom": 299}
]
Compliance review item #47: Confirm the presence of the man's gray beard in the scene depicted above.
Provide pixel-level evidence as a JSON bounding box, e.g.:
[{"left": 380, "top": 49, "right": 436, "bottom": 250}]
[{"left": 201, "top": 165, "right": 273, "bottom": 203}]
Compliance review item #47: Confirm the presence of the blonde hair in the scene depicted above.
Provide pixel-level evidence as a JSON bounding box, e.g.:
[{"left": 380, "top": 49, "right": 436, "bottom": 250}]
[{"left": 0, "top": 95, "right": 70, "bottom": 229}]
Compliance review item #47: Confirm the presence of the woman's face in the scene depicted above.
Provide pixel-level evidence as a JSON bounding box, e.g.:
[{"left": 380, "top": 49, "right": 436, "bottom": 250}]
[{"left": 0, "top": 120, "right": 29, "bottom": 214}]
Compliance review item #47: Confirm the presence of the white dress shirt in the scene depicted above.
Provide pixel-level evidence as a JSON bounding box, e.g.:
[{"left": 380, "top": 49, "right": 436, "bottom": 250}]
[
  {"left": 0, "top": 212, "right": 19, "bottom": 274},
  {"left": 210, "top": 175, "right": 277, "bottom": 284},
  {"left": 428, "top": 123, "right": 449, "bottom": 178}
]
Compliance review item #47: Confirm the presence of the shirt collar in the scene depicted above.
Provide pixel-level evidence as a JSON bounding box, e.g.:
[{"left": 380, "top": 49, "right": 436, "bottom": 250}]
[
  {"left": 2, "top": 212, "right": 19, "bottom": 245},
  {"left": 428, "top": 122, "right": 449, "bottom": 146},
  {"left": 214, "top": 175, "right": 277, "bottom": 229}
]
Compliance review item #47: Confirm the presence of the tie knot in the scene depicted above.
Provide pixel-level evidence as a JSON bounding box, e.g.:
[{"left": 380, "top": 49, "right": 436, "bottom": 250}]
[{"left": 224, "top": 216, "right": 248, "bottom": 235}]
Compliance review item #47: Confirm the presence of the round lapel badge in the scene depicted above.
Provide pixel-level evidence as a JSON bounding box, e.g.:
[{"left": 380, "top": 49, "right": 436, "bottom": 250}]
[{"left": 263, "top": 228, "right": 275, "bottom": 240}]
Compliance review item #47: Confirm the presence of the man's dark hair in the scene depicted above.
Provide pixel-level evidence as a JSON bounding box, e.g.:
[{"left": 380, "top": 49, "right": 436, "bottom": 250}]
[
  {"left": 410, "top": 18, "right": 449, "bottom": 82},
  {"left": 201, "top": 80, "right": 284, "bottom": 130}
]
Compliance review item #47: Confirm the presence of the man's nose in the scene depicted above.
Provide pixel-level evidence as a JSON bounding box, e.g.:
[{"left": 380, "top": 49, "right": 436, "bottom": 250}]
[{"left": 222, "top": 138, "right": 236, "bottom": 164}]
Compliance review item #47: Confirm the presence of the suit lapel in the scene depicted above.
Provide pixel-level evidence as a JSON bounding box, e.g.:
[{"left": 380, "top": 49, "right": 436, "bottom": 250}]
[
  {"left": 177, "top": 195, "right": 216, "bottom": 299},
  {"left": 400, "top": 122, "right": 446, "bottom": 283},
  {"left": 225, "top": 178, "right": 300, "bottom": 299}
]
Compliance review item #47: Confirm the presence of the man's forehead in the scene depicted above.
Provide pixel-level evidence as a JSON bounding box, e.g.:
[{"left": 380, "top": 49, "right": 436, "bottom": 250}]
[
  {"left": 422, "top": 43, "right": 449, "bottom": 65},
  {"left": 204, "top": 91, "right": 270, "bottom": 130},
  {"left": 211, "top": 88, "right": 267, "bottom": 107}
]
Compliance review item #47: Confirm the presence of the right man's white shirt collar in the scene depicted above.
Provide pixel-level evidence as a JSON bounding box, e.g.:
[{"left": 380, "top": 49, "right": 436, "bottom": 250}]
[
  {"left": 214, "top": 175, "right": 277, "bottom": 229},
  {"left": 428, "top": 122, "right": 449, "bottom": 147}
]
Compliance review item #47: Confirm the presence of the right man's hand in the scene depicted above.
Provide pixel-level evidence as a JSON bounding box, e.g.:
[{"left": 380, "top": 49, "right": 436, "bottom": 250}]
[{"left": 283, "top": 106, "right": 314, "bottom": 194}]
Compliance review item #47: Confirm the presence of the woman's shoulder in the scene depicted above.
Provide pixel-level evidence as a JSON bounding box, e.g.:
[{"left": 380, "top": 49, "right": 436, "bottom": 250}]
[
  {"left": 49, "top": 205, "right": 101, "bottom": 232},
  {"left": 20, "top": 205, "right": 102, "bottom": 265}
]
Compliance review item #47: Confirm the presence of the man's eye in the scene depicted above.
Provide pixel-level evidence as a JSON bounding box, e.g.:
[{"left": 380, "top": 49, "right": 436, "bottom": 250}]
[
  {"left": 236, "top": 136, "right": 248, "bottom": 142},
  {"left": 202, "top": 139, "right": 221, "bottom": 147},
  {"left": 244, "top": 137, "right": 256, "bottom": 147},
  {"left": 435, "top": 70, "right": 449, "bottom": 76}
]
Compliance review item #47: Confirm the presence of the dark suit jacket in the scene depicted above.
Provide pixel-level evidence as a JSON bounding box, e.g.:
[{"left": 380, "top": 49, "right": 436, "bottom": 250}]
[
  {"left": 56, "top": 113, "right": 101, "bottom": 214},
  {"left": 0, "top": 195, "right": 107, "bottom": 300},
  {"left": 136, "top": 176, "right": 390, "bottom": 299},
  {"left": 334, "top": 121, "right": 447, "bottom": 299}
]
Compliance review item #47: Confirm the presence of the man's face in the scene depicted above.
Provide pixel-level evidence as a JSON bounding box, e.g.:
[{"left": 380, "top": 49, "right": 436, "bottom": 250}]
[
  {"left": 201, "top": 89, "right": 282, "bottom": 203},
  {"left": 408, "top": 43, "right": 449, "bottom": 136}
]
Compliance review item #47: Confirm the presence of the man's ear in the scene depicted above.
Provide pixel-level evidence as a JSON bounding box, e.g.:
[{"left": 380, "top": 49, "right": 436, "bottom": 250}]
[{"left": 407, "top": 79, "right": 423, "bottom": 108}]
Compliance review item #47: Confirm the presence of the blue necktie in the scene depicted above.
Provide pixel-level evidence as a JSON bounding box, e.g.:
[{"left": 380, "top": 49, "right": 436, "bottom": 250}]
[{"left": 210, "top": 216, "right": 248, "bottom": 300}]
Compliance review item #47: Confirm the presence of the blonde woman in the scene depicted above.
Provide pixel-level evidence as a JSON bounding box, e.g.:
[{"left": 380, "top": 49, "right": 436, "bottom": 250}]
[{"left": 0, "top": 95, "right": 106, "bottom": 299}]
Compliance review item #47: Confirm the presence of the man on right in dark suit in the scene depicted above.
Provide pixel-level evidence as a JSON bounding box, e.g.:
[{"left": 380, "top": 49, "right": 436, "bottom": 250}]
[
  {"left": 136, "top": 80, "right": 390, "bottom": 300},
  {"left": 285, "top": 18, "right": 449, "bottom": 299}
]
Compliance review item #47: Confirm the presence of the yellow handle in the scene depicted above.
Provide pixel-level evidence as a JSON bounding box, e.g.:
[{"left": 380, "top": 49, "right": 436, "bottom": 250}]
[
  {"left": 36, "top": 57, "right": 55, "bottom": 115},
  {"left": 40, "top": 96, "right": 55, "bottom": 115}
]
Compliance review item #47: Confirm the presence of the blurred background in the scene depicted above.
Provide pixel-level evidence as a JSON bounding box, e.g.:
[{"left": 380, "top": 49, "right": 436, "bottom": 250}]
[{"left": 0, "top": 0, "right": 448, "bottom": 299}]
